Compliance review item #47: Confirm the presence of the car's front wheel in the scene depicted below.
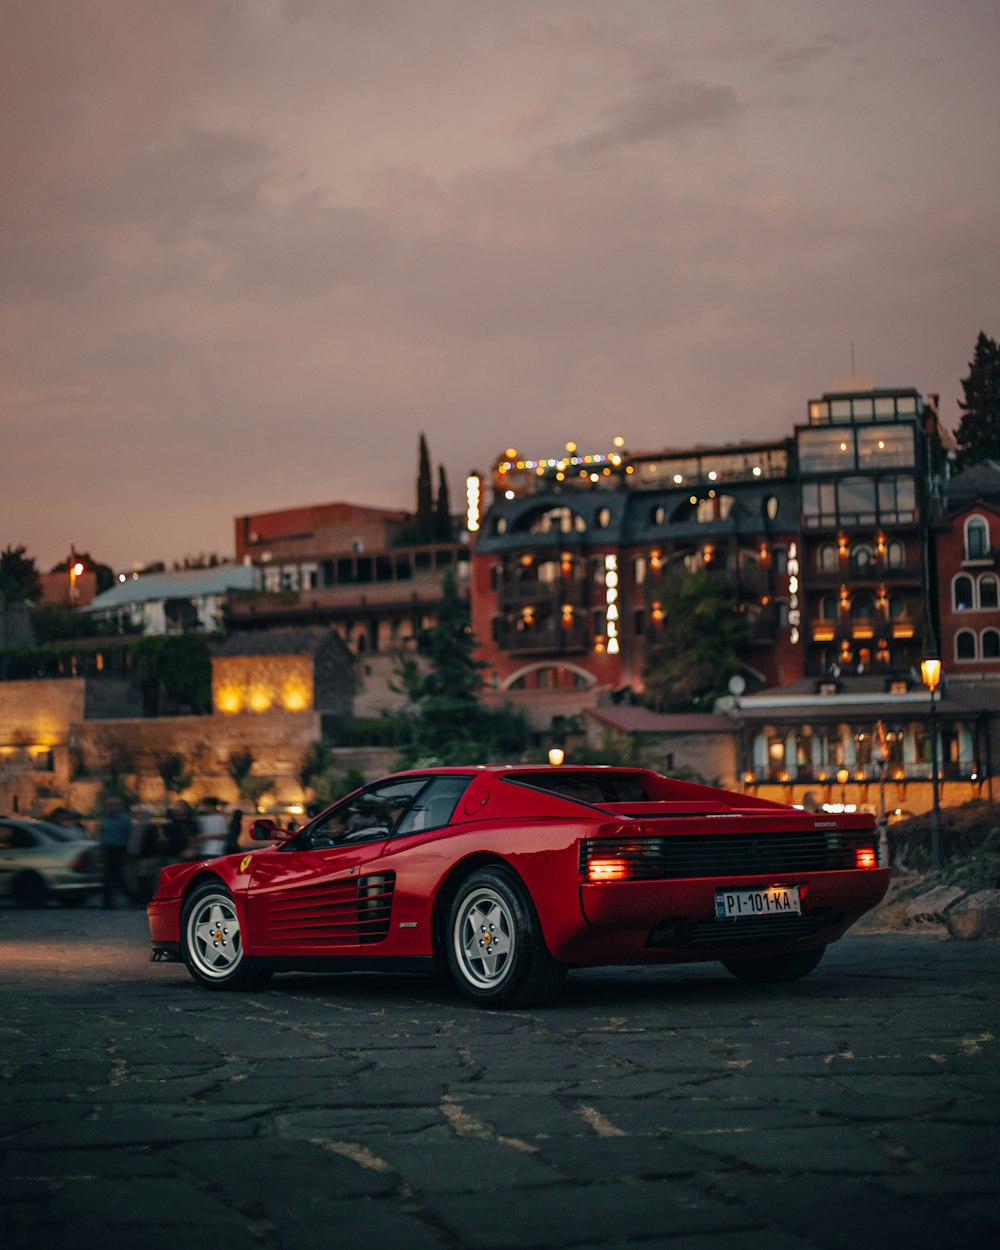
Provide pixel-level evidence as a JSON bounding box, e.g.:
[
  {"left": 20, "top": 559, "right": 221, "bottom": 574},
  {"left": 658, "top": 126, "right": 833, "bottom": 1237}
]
[
  {"left": 180, "top": 882, "right": 265, "bottom": 991},
  {"left": 446, "top": 866, "right": 565, "bottom": 1008},
  {"left": 722, "top": 946, "right": 826, "bottom": 983}
]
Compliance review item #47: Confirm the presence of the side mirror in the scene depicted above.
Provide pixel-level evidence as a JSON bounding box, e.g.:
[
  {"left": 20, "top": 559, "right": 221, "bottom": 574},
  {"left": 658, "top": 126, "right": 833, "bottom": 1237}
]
[{"left": 249, "top": 818, "right": 296, "bottom": 842}]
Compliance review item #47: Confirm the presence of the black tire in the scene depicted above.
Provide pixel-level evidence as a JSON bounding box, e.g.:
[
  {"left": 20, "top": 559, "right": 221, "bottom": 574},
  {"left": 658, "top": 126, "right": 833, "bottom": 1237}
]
[
  {"left": 722, "top": 946, "right": 826, "bottom": 983},
  {"left": 446, "top": 866, "right": 565, "bottom": 1009},
  {"left": 180, "top": 881, "right": 264, "bottom": 991},
  {"left": 13, "top": 872, "right": 49, "bottom": 908}
]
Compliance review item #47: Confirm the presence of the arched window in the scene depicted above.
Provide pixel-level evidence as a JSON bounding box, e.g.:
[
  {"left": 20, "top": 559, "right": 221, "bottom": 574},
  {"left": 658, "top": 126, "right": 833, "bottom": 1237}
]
[
  {"left": 956, "top": 630, "right": 977, "bottom": 660},
  {"left": 966, "top": 516, "right": 990, "bottom": 560},
  {"left": 818, "top": 543, "right": 838, "bottom": 572},
  {"left": 850, "top": 543, "right": 876, "bottom": 574},
  {"left": 984, "top": 630, "right": 1000, "bottom": 659},
  {"left": 979, "top": 574, "right": 999, "bottom": 609},
  {"left": 954, "top": 575, "right": 975, "bottom": 611},
  {"left": 886, "top": 539, "right": 905, "bottom": 568}
]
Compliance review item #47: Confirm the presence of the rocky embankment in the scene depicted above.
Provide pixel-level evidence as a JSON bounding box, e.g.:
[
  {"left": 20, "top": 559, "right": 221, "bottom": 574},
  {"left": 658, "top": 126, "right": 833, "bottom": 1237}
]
[{"left": 859, "top": 802, "right": 1000, "bottom": 939}]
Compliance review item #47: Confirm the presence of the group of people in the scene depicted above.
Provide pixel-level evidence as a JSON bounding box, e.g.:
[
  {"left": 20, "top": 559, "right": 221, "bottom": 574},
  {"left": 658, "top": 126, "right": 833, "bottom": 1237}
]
[{"left": 98, "top": 798, "right": 246, "bottom": 908}]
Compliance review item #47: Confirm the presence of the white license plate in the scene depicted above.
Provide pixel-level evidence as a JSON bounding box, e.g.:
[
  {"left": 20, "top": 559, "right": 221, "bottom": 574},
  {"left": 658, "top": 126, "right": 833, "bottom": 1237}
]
[{"left": 715, "top": 885, "right": 801, "bottom": 919}]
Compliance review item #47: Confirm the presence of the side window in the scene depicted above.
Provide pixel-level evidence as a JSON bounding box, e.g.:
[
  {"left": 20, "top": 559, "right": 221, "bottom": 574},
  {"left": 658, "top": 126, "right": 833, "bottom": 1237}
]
[
  {"left": 308, "top": 779, "right": 426, "bottom": 848},
  {"left": 395, "top": 776, "right": 473, "bottom": 836}
]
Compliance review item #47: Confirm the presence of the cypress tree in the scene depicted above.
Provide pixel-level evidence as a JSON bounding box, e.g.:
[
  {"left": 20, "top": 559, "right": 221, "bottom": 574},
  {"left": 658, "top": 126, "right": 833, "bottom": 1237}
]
[
  {"left": 416, "top": 434, "right": 434, "bottom": 541},
  {"left": 435, "top": 465, "right": 453, "bottom": 542},
  {"left": 955, "top": 332, "right": 1000, "bottom": 469}
]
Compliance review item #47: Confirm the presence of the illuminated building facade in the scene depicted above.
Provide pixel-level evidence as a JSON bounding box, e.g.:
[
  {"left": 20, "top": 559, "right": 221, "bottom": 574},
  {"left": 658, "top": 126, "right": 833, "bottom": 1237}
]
[
  {"left": 472, "top": 436, "right": 801, "bottom": 711},
  {"left": 471, "top": 382, "right": 950, "bottom": 743},
  {"left": 229, "top": 500, "right": 469, "bottom": 659}
]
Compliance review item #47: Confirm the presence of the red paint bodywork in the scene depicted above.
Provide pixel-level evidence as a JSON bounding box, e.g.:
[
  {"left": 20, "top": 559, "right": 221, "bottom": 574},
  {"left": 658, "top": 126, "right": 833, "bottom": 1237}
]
[{"left": 148, "top": 766, "right": 889, "bottom": 976}]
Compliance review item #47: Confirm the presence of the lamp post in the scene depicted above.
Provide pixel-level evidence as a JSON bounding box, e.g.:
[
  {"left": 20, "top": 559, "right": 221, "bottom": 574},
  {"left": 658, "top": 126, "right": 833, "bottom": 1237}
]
[
  {"left": 69, "top": 559, "right": 84, "bottom": 603},
  {"left": 920, "top": 655, "right": 943, "bottom": 869},
  {"left": 836, "top": 766, "right": 849, "bottom": 809}
]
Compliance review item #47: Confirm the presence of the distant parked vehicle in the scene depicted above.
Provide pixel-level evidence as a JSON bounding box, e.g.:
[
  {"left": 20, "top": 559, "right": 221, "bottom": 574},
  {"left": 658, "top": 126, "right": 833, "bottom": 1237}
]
[{"left": 0, "top": 819, "right": 101, "bottom": 907}]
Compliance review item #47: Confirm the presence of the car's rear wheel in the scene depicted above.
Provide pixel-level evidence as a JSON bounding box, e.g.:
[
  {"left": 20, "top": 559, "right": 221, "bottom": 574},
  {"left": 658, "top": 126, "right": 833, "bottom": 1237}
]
[
  {"left": 13, "top": 872, "right": 49, "bottom": 908},
  {"left": 722, "top": 946, "right": 826, "bottom": 983},
  {"left": 180, "top": 882, "right": 265, "bottom": 991},
  {"left": 446, "top": 866, "right": 565, "bottom": 1008}
]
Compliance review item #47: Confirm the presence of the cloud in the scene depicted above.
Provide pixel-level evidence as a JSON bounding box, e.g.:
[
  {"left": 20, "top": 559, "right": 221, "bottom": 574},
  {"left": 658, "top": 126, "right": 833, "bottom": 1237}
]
[{"left": 552, "top": 78, "right": 741, "bottom": 161}]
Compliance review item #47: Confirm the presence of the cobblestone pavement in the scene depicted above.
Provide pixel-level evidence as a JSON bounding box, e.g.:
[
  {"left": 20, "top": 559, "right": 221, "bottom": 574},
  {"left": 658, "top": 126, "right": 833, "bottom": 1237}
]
[{"left": 1, "top": 907, "right": 998, "bottom": 1250}]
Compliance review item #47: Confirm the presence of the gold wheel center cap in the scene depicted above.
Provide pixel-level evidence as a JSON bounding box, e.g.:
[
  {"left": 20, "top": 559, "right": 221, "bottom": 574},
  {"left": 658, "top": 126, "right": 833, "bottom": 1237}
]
[{"left": 483, "top": 933, "right": 492, "bottom": 946}]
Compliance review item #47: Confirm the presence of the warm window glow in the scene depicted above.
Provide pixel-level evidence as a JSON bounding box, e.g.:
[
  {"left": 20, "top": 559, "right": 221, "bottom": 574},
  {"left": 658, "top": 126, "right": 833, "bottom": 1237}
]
[
  {"left": 282, "top": 678, "right": 310, "bottom": 712},
  {"left": 217, "top": 686, "right": 243, "bottom": 715},
  {"left": 248, "top": 685, "right": 272, "bottom": 713}
]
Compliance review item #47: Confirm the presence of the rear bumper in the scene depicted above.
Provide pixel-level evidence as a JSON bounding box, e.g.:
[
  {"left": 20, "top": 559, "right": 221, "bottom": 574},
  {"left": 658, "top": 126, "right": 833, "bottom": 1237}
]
[{"left": 550, "top": 868, "right": 890, "bottom": 966}]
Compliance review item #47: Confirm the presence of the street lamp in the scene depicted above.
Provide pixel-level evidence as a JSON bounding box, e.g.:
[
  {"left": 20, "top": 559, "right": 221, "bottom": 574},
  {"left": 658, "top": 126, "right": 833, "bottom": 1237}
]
[
  {"left": 836, "top": 766, "right": 849, "bottom": 808},
  {"left": 69, "top": 559, "right": 84, "bottom": 603},
  {"left": 920, "top": 655, "right": 943, "bottom": 869}
]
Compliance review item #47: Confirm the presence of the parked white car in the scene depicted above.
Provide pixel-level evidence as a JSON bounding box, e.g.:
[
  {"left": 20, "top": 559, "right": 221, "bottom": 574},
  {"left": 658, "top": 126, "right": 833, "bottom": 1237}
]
[{"left": 0, "top": 818, "right": 101, "bottom": 907}]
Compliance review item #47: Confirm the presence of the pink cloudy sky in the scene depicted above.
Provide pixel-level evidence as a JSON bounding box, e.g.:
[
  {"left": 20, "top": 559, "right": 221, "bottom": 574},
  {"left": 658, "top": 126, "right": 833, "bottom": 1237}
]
[{"left": 3, "top": 0, "right": 998, "bottom": 572}]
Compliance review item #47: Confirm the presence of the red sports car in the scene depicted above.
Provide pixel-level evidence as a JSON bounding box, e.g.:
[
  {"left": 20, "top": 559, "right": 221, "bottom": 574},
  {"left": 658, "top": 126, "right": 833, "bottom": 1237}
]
[{"left": 148, "top": 766, "right": 890, "bottom": 1008}]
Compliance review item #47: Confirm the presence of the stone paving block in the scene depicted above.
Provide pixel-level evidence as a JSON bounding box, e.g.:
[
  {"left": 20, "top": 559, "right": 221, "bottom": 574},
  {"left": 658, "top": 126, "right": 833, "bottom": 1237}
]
[
  {"left": 426, "top": 1179, "right": 762, "bottom": 1248},
  {"left": 265, "top": 1193, "right": 446, "bottom": 1246},
  {"left": 0, "top": 1147, "right": 175, "bottom": 1179},
  {"left": 877, "top": 1119, "right": 1000, "bottom": 1171},
  {"left": 364, "top": 1135, "right": 563, "bottom": 1193},
  {"left": 165, "top": 1137, "right": 397, "bottom": 1202},
  {"left": 674, "top": 1124, "right": 905, "bottom": 1174},
  {"left": 585, "top": 1100, "right": 817, "bottom": 1136},
  {"left": 533, "top": 1133, "right": 726, "bottom": 1182},
  {"left": 711, "top": 1173, "right": 987, "bottom": 1250},
  {"left": 449, "top": 1093, "right": 597, "bottom": 1139},
  {"left": 10, "top": 1117, "right": 259, "bottom": 1150},
  {"left": 275, "top": 1107, "right": 447, "bottom": 1139},
  {"left": 35, "top": 1177, "right": 240, "bottom": 1227}
]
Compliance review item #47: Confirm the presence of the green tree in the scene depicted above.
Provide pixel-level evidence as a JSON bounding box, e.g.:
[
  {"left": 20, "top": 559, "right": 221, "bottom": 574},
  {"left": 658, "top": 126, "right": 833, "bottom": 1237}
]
[
  {"left": 642, "top": 568, "right": 752, "bottom": 711},
  {"left": 0, "top": 545, "right": 41, "bottom": 604},
  {"left": 955, "top": 331, "right": 1000, "bottom": 469},
  {"left": 394, "top": 570, "right": 527, "bottom": 765},
  {"left": 434, "top": 464, "right": 454, "bottom": 542},
  {"left": 416, "top": 433, "right": 434, "bottom": 539},
  {"left": 157, "top": 752, "right": 193, "bottom": 796},
  {"left": 227, "top": 749, "right": 255, "bottom": 793},
  {"left": 133, "top": 635, "right": 212, "bottom": 715}
]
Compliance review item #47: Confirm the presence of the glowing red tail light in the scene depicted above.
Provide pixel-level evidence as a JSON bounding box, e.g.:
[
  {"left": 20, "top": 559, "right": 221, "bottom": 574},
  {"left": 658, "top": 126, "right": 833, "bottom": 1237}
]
[
  {"left": 855, "top": 847, "right": 878, "bottom": 869},
  {"left": 587, "top": 858, "right": 631, "bottom": 882}
]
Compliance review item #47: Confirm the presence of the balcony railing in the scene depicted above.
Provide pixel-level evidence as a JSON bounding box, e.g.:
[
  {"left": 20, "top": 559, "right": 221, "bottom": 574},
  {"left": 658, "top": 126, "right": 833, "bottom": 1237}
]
[
  {"left": 747, "top": 760, "right": 977, "bottom": 785},
  {"left": 494, "top": 621, "right": 592, "bottom": 654}
]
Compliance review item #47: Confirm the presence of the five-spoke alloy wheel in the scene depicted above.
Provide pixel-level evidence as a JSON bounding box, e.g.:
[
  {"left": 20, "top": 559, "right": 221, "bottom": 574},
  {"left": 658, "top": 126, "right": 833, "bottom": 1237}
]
[
  {"left": 446, "top": 866, "right": 564, "bottom": 1008},
  {"left": 180, "top": 882, "right": 264, "bottom": 990}
]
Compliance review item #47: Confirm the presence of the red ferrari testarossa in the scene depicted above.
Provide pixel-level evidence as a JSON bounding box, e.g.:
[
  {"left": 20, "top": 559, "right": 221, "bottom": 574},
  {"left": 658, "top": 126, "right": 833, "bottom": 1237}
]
[{"left": 148, "top": 765, "right": 889, "bottom": 1008}]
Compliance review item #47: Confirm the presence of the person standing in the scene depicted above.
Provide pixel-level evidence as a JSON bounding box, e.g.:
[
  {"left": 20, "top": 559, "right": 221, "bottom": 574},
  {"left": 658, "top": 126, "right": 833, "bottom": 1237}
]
[
  {"left": 225, "top": 807, "right": 243, "bottom": 855},
  {"left": 99, "top": 796, "right": 132, "bottom": 909},
  {"left": 194, "top": 799, "right": 227, "bottom": 858}
]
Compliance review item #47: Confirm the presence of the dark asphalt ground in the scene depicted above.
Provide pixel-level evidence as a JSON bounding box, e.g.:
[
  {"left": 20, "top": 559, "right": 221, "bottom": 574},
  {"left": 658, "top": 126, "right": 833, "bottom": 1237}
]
[{"left": 1, "top": 906, "right": 998, "bottom": 1250}]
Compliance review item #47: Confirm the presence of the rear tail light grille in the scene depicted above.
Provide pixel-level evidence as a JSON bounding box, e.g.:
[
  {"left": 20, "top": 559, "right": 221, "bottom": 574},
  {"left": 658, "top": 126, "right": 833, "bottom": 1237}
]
[{"left": 581, "top": 831, "right": 877, "bottom": 880}]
